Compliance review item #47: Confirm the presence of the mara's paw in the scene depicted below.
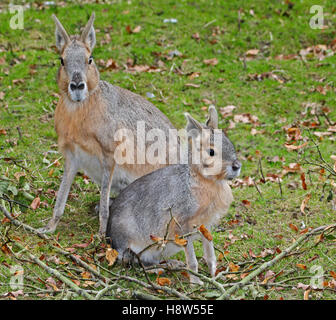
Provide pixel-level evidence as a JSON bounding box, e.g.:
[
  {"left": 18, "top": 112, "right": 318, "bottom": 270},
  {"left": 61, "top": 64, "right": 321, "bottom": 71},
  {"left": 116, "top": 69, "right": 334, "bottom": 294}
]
[
  {"left": 190, "top": 275, "right": 204, "bottom": 286},
  {"left": 164, "top": 259, "right": 186, "bottom": 269},
  {"left": 37, "top": 225, "right": 56, "bottom": 234}
]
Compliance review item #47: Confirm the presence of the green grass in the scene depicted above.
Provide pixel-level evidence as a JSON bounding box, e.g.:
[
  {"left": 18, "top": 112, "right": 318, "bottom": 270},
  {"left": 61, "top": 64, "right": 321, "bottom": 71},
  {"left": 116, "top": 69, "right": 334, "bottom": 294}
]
[{"left": 0, "top": 0, "right": 336, "bottom": 300}]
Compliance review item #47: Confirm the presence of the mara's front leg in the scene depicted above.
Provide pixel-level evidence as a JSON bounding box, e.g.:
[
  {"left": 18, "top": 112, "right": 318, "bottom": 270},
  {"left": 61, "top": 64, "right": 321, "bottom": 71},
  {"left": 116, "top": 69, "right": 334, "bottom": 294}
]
[
  {"left": 38, "top": 156, "right": 78, "bottom": 234},
  {"left": 201, "top": 236, "right": 217, "bottom": 277},
  {"left": 99, "top": 161, "right": 115, "bottom": 236},
  {"left": 184, "top": 241, "right": 204, "bottom": 285}
]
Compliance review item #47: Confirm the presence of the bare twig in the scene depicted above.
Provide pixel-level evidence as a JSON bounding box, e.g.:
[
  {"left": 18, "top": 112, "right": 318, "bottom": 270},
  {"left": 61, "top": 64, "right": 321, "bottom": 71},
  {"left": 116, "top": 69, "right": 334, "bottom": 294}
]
[
  {"left": 10, "top": 240, "right": 94, "bottom": 299},
  {"left": 217, "top": 223, "right": 336, "bottom": 299}
]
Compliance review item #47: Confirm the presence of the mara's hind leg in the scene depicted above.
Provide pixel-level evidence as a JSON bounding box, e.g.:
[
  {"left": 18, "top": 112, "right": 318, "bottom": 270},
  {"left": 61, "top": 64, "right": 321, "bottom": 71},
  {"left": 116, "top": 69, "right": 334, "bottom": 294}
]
[{"left": 93, "top": 166, "right": 134, "bottom": 215}]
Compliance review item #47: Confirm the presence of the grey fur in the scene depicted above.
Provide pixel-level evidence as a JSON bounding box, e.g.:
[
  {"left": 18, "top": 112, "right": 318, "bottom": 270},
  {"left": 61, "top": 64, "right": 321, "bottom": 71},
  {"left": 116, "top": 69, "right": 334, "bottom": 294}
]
[
  {"left": 106, "top": 107, "right": 241, "bottom": 283},
  {"left": 38, "top": 13, "right": 176, "bottom": 236}
]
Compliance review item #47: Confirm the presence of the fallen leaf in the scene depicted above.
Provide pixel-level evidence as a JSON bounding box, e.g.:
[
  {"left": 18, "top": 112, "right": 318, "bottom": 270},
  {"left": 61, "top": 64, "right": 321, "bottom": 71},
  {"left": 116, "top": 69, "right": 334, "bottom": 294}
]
[
  {"left": 126, "top": 25, "right": 141, "bottom": 34},
  {"left": 132, "top": 25, "right": 141, "bottom": 33},
  {"left": 300, "top": 173, "right": 307, "bottom": 190},
  {"left": 300, "top": 194, "right": 311, "bottom": 214},
  {"left": 199, "top": 224, "right": 213, "bottom": 241},
  {"left": 284, "top": 142, "right": 308, "bottom": 151},
  {"left": 220, "top": 105, "right": 236, "bottom": 118},
  {"left": 203, "top": 58, "right": 218, "bottom": 66},
  {"left": 14, "top": 172, "right": 26, "bottom": 181},
  {"left": 156, "top": 277, "right": 171, "bottom": 286},
  {"left": 229, "top": 262, "right": 240, "bottom": 272},
  {"left": 46, "top": 277, "right": 59, "bottom": 291},
  {"left": 330, "top": 271, "right": 336, "bottom": 280},
  {"left": 289, "top": 223, "right": 298, "bottom": 233},
  {"left": 150, "top": 235, "right": 164, "bottom": 242},
  {"left": 106, "top": 247, "right": 118, "bottom": 266},
  {"left": 174, "top": 234, "right": 188, "bottom": 246},
  {"left": 242, "top": 199, "right": 251, "bottom": 207},
  {"left": 296, "top": 263, "right": 307, "bottom": 270},
  {"left": 297, "top": 282, "right": 310, "bottom": 290},
  {"left": 243, "top": 48, "right": 259, "bottom": 61},
  {"left": 81, "top": 271, "right": 91, "bottom": 279},
  {"left": 184, "top": 83, "right": 200, "bottom": 88},
  {"left": 30, "top": 197, "right": 41, "bottom": 210},
  {"left": 188, "top": 72, "right": 200, "bottom": 80},
  {"left": 181, "top": 271, "right": 190, "bottom": 280},
  {"left": 192, "top": 32, "right": 200, "bottom": 41}
]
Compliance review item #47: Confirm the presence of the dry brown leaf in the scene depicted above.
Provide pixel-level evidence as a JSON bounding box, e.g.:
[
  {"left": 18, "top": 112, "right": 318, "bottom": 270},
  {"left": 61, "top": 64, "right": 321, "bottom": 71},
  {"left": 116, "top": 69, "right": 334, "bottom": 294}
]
[
  {"left": 156, "top": 277, "right": 171, "bottom": 286},
  {"left": 220, "top": 105, "right": 236, "bottom": 118},
  {"left": 150, "top": 235, "right": 164, "bottom": 242},
  {"left": 81, "top": 271, "right": 91, "bottom": 279},
  {"left": 106, "top": 247, "right": 118, "bottom": 266},
  {"left": 242, "top": 199, "right": 251, "bottom": 207},
  {"left": 30, "top": 197, "right": 41, "bottom": 210},
  {"left": 199, "top": 224, "right": 213, "bottom": 241},
  {"left": 229, "top": 262, "right": 240, "bottom": 272},
  {"left": 243, "top": 49, "right": 259, "bottom": 61},
  {"left": 174, "top": 234, "right": 188, "bottom": 246},
  {"left": 192, "top": 32, "right": 200, "bottom": 41},
  {"left": 296, "top": 264, "right": 307, "bottom": 270},
  {"left": 46, "top": 277, "right": 60, "bottom": 291},
  {"left": 284, "top": 142, "right": 308, "bottom": 151},
  {"left": 203, "top": 58, "right": 218, "bottom": 66},
  {"left": 300, "top": 173, "right": 307, "bottom": 190},
  {"left": 330, "top": 271, "right": 336, "bottom": 280},
  {"left": 297, "top": 282, "right": 310, "bottom": 290},
  {"left": 289, "top": 223, "right": 298, "bottom": 233},
  {"left": 300, "top": 194, "right": 311, "bottom": 214},
  {"left": 14, "top": 172, "right": 26, "bottom": 181},
  {"left": 188, "top": 72, "right": 200, "bottom": 80},
  {"left": 72, "top": 279, "right": 81, "bottom": 286},
  {"left": 233, "top": 113, "right": 259, "bottom": 125},
  {"left": 184, "top": 83, "right": 200, "bottom": 88},
  {"left": 132, "top": 25, "right": 141, "bottom": 33}
]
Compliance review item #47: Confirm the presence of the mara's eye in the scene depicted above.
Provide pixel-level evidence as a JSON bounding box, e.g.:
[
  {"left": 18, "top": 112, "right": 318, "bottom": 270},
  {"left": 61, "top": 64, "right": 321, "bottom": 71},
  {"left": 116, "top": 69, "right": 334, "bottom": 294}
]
[
  {"left": 88, "top": 56, "right": 93, "bottom": 64},
  {"left": 209, "top": 149, "right": 215, "bottom": 157},
  {"left": 59, "top": 57, "right": 64, "bottom": 66}
]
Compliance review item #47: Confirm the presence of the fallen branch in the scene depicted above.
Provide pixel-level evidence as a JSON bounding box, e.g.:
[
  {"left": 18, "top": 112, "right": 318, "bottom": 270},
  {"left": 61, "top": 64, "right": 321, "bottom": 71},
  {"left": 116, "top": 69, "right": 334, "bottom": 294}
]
[
  {"left": 0, "top": 205, "right": 108, "bottom": 285},
  {"left": 218, "top": 223, "right": 336, "bottom": 299},
  {"left": 11, "top": 240, "right": 94, "bottom": 300}
]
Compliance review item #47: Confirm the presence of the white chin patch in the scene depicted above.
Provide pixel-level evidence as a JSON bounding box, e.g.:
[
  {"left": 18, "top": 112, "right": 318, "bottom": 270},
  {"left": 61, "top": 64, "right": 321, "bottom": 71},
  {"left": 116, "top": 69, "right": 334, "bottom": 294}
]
[
  {"left": 69, "top": 88, "right": 87, "bottom": 102},
  {"left": 226, "top": 166, "right": 241, "bottom": 180}
]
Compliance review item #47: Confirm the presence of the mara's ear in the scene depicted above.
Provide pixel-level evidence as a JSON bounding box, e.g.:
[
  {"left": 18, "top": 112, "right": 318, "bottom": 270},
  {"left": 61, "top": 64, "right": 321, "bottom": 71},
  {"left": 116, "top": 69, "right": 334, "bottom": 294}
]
[
  {"left": 205, "top": 105, "right": 218, "bottom": 129},
  {"left": 52, "top": 14, "right": 70, "bottom": 52},
  {"left": 184, "top": 112, "right": 203, "bottom": 139},
  {"left": 80, "top": 12, "right": 96, "bottom": 51}
]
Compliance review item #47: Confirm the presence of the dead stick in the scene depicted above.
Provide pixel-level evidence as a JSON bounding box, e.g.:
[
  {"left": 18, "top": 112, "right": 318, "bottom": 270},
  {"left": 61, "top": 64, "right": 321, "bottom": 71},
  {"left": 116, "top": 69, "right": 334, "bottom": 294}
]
[
  {"left": 217, "top": 223, "right": 336, "bottom": 300},
  {"left": 12, "top": 240, "right": 94, "bottom": 300},
  {"left": 0, "top": 205, "right": 107, "bottom": 284}
]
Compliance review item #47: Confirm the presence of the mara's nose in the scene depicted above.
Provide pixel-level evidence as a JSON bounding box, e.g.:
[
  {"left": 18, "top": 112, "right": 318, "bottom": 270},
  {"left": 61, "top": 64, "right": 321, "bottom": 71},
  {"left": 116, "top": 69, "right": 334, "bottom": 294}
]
[
  {"left": 232, "top": 160, "right": 241, "bottom": 171},
  {"left": 70, "top": 81, "right": 85, "bottom": 91}
]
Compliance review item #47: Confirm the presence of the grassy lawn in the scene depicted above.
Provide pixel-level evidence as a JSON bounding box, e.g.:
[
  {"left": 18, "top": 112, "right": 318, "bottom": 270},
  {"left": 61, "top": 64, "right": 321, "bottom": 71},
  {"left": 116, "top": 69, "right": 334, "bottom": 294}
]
[{"left": 0, "top": 0, "right": 335, "bottom": 300}]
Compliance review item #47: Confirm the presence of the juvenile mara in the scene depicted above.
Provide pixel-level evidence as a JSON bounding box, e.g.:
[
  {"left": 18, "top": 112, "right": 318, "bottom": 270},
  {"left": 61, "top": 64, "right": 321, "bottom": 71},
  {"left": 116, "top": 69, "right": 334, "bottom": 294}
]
[
  {"left": 106, "top": 106, "right": 241, "bottom": 283},
  {"left": 38, "top": 13, "right": 177, "bottom": 235}
]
